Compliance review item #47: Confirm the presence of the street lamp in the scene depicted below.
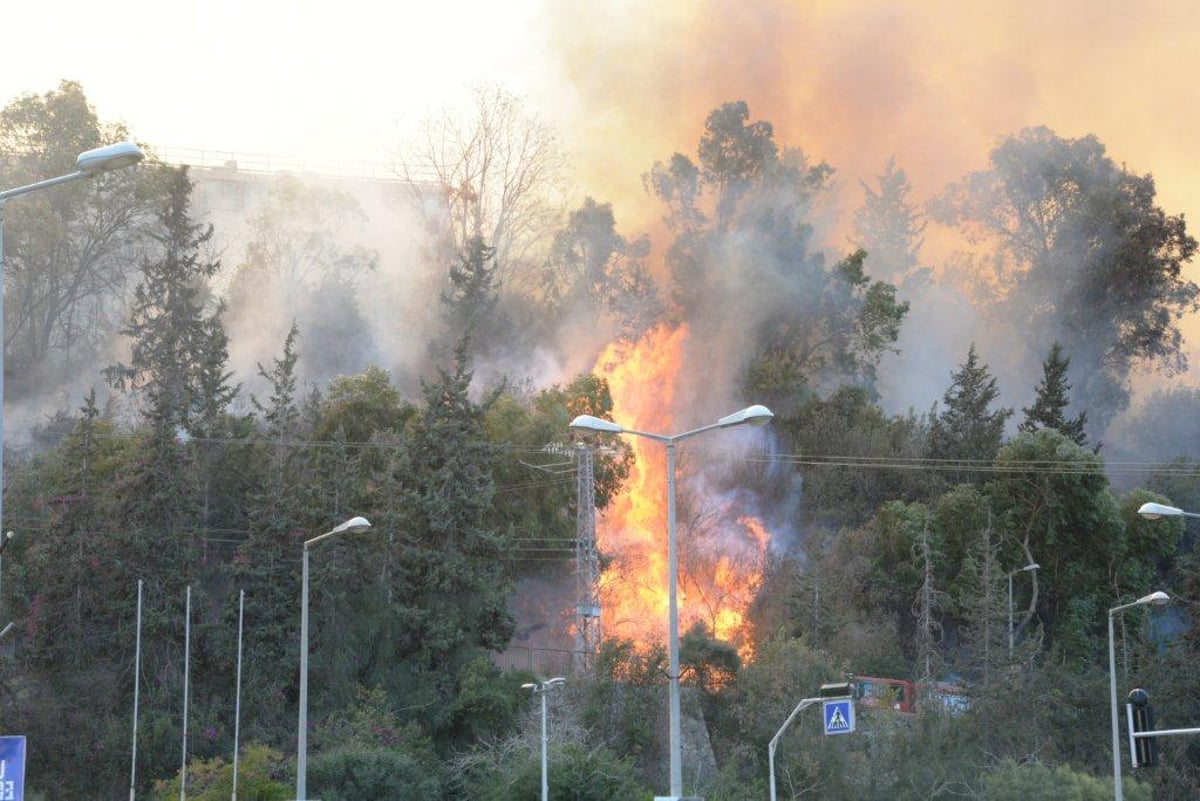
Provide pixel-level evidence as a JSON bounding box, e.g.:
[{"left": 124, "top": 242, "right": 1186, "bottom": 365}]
[
  {"left": 1006, "top": 562, "right": 1039, "bottom": 657},
  {"left": 296, "top": 516, "right": 372, "bottom": 801},
  {"left": 0, "top": 141, "right": 144, "bottom": 540},
  {"left": 569, "top": 404, "right": 773, "bottom": 798},
  {"left": 521, "top": 677, "right": 566, "bottom": 801},
  {"left": 1108, "top": 590, "right": 1169, "bottom": 801},
  {"left": 1137, "top": 501, "right": 1200, "bottom": 520}
]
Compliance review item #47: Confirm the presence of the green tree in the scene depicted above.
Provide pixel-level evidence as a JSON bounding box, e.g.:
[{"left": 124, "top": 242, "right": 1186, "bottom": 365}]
[
  {"left": 646, "top": 101, "right": 907, "bottom": 411},
  {"left": 306, "top": 686, "right": 443, "bottom": 801},
  {"left": 462, "top": 741, "right": 651, "bottom": 801},
  {"left": 541, "top": 197, "right": 661, "bottom": 341},
  {"left": 337, "top": 346, "right": 517, "bottom": 744},
  {"left": 981, "top": 759, "right": 1149, "bottom": 801},
  {"left": 934, "top": 125, "right": 1199, "bottom": 430},
  {"left": 0, "top": 80, "right": 160, "bottom": 394},
  {"left": 778, "top": 386, "right": 931, "bottom": 529},
  {"left": 1020, "top": 342, "right": 1087, "bottom": 445},
  {"left": 985, "top": 430, "right": 1128, "bottom": 657},
  {"left": 105, "top": 164, "right": 233, "bottom": 436},
  {"left": 927, "top": 344, "right": 1012, "bottom": 483},
  {"left": 150, "top": 744, "right": 291, "bottom": 801},
  {"left": 432, "top": 236, "right": 510, "bottom": 364},
  {"left": 852, "top": 157, "right": 928, "bottom": 287}
]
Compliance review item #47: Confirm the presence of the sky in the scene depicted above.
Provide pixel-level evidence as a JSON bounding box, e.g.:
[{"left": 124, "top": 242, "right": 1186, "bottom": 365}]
[
  {"left": 5, "top": 0, "right": 1200, "bottom": 380},
  {"left": 5, "top": 1, "right": 1199, "bottom": 234}
]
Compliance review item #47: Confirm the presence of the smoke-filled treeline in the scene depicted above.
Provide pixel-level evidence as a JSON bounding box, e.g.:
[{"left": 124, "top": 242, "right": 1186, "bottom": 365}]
[{"left": 2, "top": 81, "right": 1200, "bottom": 798}]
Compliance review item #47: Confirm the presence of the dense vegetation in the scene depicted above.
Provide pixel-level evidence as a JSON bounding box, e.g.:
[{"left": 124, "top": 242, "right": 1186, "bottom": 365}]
[{"left": 1, "top": 82, "right": 1200, "bottom": 799}]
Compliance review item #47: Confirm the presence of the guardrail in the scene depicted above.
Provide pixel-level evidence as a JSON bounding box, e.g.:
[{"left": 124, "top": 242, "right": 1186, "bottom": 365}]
[{"left": 152, "top": 146, "right": 437, "bottom": 184}]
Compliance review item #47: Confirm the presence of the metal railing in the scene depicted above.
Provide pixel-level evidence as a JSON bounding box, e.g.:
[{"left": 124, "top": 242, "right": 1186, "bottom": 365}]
[{"left": 152, "top": 146, "right": 437, "bottom": 184}]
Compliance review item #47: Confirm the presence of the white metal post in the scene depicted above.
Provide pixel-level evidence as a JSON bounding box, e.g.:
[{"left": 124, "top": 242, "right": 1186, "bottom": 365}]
[
  {"left": 232, "top": 589, "right": 244, "bottom": 801},
  {"left": 540, "top": 689, "right": 549, "bottom": 801},
  {"left": 1109, "top": 609, "right": 1123, "bottom": 801},
  {"left": 296, "top": 517, "right": 371, "bottom": 801},
  {"left": 129, "top": 579, "right": 143, "bottom": 801},
  {"left": 181, "top": 585, "right": 191, "bottom": 801},
  {"left": 297, "top": 546, "right": 310, "bottom": 801},
  {"left": 665, "top": 439, "right": 682, "bottom": 799},
  {"left": 768, "top": 696, "right": 824, "bottom": 801}
]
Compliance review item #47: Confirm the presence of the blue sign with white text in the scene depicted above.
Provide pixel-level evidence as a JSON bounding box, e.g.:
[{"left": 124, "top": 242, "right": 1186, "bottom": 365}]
[
  {"left": 823, "top": 699, "right": 855, "bottom": 735},
  {"left": 0, "top": 736, "right": 25, "bottom": 800}
]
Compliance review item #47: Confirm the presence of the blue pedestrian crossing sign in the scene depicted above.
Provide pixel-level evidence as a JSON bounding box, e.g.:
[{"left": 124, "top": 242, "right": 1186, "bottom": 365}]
[
  {"left": 823, "top": 699, "right": 855, "bottom": 735},
  {"left": 0, "top": 735, "right": 26, "bottom": 800}
]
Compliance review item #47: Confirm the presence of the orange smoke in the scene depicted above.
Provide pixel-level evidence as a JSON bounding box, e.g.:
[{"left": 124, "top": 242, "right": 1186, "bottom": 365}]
[{"left": 592, "top": 323, "right": 770, "bottom": 663}]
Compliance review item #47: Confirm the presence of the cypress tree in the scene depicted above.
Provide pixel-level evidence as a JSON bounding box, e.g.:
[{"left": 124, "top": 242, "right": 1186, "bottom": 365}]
[
  {"left": 927, "top": 344, "right": 1013, "bottom": 483},
  {"left": 1019, "top": 342, "right": 1087, "bottom": 445}
]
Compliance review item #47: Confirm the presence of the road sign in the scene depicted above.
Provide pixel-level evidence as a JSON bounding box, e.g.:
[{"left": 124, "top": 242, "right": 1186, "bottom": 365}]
[
  {"left": 823, "top": 699, "right": 855, "bottom": 735},
  {"left": 0, "top": 736, "right": 26, "bottom": 800}
]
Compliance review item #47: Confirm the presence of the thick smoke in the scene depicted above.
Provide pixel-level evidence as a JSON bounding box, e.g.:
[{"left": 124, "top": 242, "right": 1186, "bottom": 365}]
[{"left": 532, "top": 0, "right": 1200, "bottom": 422}]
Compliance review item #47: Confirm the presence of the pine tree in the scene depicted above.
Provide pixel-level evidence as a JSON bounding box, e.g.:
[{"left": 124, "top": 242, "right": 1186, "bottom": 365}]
[
  {"left": 927, "top": 344, "right": 1013, "bottom": 482},
  {"left": 394, "top": 340, "right": 514, "bottom": 680},
  {"left": 230, "top": 325, "right": 320, "bottom": 742},
  {"left": 1019, "top": 342, "right": 1087, "bottom": 445},
  {"left": 105, "top": 165, "right": 233, "bottom": 437},
  {"left": 853, "top": 157, "right": 928, "bottom": 286},
  {"left": 433, "top": 236, "right": 510, "bottom": 364}
]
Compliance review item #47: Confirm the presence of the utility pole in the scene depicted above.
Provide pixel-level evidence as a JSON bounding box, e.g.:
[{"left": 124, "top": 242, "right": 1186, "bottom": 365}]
[{"left": 574, "top": 445, "right": 601, "bottom": 673}]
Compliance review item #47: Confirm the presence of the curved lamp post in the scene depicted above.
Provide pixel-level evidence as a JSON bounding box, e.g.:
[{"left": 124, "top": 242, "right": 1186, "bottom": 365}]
[
  {"left": 0, "top": 141, "right": 144, "bottom": 542},
  {"left": 297, "top": 516, "right": 372, "bottom": 801},
  {"left": 1006, "top": 562, "right": 1039, "bottom": 657},
  {"left": 1108, "top": 590, "right": 1169, "bottom": 800},
  {"left": 569, "top": 404, "right": 773, "bottom": 798},
  {"left": 521, "top": 677, "right": 566, "bottom": 801}
]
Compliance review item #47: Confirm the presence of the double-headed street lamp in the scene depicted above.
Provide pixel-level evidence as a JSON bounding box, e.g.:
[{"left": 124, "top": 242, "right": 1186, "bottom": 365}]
[
  {"left": 521, "top": 677, "right": 566, "bottom": 801},
  {"left": 297, "top": 516, "right": 372, "bottom": 801},
  {"left": 1006, "top": 562, "right": 1039, "bottom": 657},
  {"left": 569, "top": 404, "right": 773, "bottom": 799},
  {"left": 1107, "top": 590, "right": 1169, "bottom": 801},
  {"left": 0, "top": 141, "right": 144, "bottom": 537}
]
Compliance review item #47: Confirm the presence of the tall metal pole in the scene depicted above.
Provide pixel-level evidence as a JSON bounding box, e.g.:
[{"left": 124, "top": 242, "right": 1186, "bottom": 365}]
[
  {"left": 0, "top": 201, "right": 7, "bottom": 543},
  {"left": 129, "top": 579, "right": 143, "bottom": 801},
  {"left": 666, "top": 440, "right": 683, "bottom": 799},
  {"left": 1108, "top": 608, "right": 1123, "bottom": 801},
  {"left": 181, "top": 586, "right": 191, "bottom": 801},
  {"left": 297, "top": 546, "right": 311, "bottom": 801},
  {"left": 232, "top": 589, "right": 244, "bottom": 801},
  {"left": 568, "top": 406, "right": 772, "bottom": 800},
  {"left": 295, "top": 517, "right": 371, "bottom": 801},
  {"left": 1008, "top": 573, "right": 1014, "bottom": 657},
  {"left": 540, "top": 689, "right": 549, "bottom": 801}
]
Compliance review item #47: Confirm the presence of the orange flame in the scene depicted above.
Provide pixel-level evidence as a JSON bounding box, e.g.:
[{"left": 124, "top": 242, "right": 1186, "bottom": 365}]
[{"left": 592, "top": 323, "right": 771, "bottom": 663}]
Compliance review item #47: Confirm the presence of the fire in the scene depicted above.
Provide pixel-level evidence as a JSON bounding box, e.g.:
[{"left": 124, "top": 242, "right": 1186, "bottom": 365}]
[{"left": 591, "top": 323, "right": 771, "bottom": 664}]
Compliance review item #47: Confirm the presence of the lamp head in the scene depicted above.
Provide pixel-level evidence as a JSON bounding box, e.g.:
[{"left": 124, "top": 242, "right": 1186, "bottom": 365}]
[
  {"left": 334, "top": 516, "right": 371, "bottom": 535},
  {"left": 569, "top": 414, "right": 624, "bottom": 434},
  {"left": 77, "top": 141, "right": 145, "bottom": 174},
  {"left": 1138, "top": 501, "right": 1182, "bottom": 520},
  {"left": 1023, "top": 563, "right": 1040, "bottom": 572},
  {"left": 1138, "top": 590, "right": 1171, "bottom": 607},
  {"left": 716, "top": 404, "right": 774, "bottom": 428}
]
